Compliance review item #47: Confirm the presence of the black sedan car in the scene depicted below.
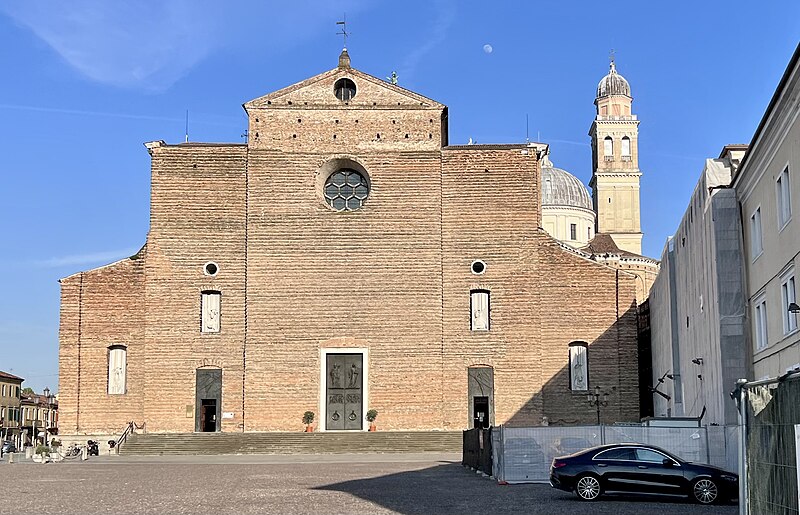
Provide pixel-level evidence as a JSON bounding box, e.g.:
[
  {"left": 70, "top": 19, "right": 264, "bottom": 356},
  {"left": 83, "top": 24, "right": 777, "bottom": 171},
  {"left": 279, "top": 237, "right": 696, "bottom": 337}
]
[{"left": 549, "top": 443, "right": 738, "bottom": 504}]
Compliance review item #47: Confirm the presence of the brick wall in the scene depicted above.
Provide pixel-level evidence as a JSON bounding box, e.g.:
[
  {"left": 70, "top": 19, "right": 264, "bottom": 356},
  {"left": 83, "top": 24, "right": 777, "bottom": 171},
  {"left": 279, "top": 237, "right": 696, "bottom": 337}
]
[{"left": 58, "top": 62, "right": 640, "bottom": 434}]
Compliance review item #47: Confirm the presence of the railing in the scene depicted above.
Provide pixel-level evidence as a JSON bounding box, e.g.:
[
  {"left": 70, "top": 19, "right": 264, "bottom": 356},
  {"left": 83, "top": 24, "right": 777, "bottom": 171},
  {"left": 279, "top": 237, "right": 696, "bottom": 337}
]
[{"left": 113, "top": 420, "right": 146, "bottom": 453}]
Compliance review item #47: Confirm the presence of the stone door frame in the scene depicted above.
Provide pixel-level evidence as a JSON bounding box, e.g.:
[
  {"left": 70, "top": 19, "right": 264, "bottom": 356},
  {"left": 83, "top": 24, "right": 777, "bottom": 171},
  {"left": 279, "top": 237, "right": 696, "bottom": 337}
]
[{"left": 319, "top": 348, "right": 369, "bottom": 432}]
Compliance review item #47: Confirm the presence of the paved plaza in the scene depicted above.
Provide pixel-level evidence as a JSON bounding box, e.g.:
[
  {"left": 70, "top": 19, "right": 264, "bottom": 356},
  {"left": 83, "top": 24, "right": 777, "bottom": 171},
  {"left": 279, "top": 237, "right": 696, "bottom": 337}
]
[{"left": 0, "top": 454, "right": 737, "bottom": 515}]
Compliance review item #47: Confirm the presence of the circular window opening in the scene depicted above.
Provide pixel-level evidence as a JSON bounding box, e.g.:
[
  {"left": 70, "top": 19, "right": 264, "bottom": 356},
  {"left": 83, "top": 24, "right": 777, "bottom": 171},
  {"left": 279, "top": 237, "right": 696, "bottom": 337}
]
[
  {"left": 334, "top": 78, "right": 357, "bottom": 101},
  {"left": 204, "top": 262, "right": 219, "bottom": 276},
  {"left": 324, "top": 169, "right": 369, "bottom": 211},
  {"left": 471, "top": 260, "right": 486, "bottom": 275}
]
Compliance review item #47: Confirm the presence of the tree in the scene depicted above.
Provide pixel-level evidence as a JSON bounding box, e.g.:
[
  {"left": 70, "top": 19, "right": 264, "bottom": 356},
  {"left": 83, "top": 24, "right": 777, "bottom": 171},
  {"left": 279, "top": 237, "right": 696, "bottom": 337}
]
[{"left": 21, "top": 387, "right": 34, "bottom": 396}]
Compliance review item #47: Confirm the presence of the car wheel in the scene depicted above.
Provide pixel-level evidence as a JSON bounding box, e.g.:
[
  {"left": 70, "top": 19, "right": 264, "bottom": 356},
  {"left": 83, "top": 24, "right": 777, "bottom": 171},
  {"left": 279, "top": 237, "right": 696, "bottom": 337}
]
[
  {"left": 575, "top": 474, "right": 602, "bottom": 501},
  {"left": 692, "top": 478, "right": 719, "bottom": 504}
]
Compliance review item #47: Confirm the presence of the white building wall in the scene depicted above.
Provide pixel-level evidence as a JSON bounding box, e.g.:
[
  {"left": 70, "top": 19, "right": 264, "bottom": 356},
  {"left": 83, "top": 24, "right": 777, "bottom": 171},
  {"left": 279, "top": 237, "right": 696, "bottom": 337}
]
[
  {"left": 650, "top": 158, "right": 749, "bottom": 425},
  {"left": 735, "top": 49, "right": 800, "bottom": 380}
]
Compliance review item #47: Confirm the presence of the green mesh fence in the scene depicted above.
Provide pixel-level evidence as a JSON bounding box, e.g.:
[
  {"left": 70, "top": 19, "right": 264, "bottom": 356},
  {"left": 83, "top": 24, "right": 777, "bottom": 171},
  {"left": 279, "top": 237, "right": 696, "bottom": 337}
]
[{"left": 747, "top": 377, "right": 800, "bottom": 515}]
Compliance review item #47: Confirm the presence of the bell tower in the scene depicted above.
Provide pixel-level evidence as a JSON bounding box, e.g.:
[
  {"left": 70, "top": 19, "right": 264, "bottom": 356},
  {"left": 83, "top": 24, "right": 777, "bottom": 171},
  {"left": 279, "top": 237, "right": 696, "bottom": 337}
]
[{"left": 589, "top": 58, "right": 642, "bottom": 255}]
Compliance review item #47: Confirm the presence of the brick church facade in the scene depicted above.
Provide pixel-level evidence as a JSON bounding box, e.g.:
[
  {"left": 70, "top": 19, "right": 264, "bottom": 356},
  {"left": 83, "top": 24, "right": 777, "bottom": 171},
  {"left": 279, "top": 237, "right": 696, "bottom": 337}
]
[{"left": 58, "top": 50, "right": 640, "bottom": 435}]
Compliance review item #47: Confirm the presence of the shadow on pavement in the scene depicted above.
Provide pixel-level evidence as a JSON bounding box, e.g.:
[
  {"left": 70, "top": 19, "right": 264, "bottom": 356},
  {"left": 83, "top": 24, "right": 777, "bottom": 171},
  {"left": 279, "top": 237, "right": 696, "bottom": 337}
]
[{"left": 314, "top": 461, "right": 736, "bottom": 515}]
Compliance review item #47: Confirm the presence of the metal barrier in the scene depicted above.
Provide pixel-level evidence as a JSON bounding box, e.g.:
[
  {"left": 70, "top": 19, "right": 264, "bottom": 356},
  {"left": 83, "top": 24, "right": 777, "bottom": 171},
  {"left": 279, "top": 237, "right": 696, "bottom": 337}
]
[
  {"left": 739, "top": 375, "right": 800, "bottom": 515},
  {"left": 488, "top": 424, "right": 739, "bottom": 484},
  {"left": 462, "top": 428, "right": 492, "bottom": 475}
]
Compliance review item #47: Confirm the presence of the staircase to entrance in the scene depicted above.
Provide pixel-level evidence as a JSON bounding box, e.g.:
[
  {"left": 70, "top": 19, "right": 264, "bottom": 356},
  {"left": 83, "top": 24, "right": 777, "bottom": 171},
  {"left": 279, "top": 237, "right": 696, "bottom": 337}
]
[{"left": 120, "top": 431, "right": 462, "bottom": 456}]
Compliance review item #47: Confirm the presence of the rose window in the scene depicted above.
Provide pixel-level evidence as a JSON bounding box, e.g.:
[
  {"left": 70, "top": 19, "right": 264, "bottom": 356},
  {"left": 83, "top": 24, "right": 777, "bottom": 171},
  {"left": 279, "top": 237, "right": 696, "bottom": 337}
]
[{"left": 324, "top": 169, "right": 369, "bottom": 211}]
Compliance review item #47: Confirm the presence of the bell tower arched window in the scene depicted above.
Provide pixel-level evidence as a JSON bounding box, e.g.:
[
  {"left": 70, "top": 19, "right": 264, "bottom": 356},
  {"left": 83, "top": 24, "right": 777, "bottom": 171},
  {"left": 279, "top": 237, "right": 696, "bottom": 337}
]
[
  {"left": 603, "top": 137, "right": 613, "bottom": 160},
  {"left": 621, "top": 136, "right": 631, "bottom": 159}
]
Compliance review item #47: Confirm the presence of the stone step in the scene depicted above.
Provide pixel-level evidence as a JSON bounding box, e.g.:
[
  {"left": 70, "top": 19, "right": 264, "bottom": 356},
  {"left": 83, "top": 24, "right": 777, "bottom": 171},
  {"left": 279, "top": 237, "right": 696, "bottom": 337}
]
[{"left": 120, "top": 431, "right": 462, "bottom": 456}]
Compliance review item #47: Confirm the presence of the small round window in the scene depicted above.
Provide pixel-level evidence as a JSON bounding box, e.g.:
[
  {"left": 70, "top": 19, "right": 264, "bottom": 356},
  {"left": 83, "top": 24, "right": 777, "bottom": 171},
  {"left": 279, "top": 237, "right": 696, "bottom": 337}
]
[
  {"left": 324, "top": 169, "right": 369, "bottom": 211},
  {"left": 334, "top": 78, "right": 356, "bottom": 101},
  {"left": 204, "top": 262, "right": 219, "bottom": 276},
  {"left": 471, "top": 260, "right": 486, "bottom": 275}
]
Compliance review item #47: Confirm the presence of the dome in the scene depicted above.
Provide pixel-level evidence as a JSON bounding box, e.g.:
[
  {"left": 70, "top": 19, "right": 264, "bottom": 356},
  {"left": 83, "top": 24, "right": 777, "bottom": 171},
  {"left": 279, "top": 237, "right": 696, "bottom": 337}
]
[
  {"left": 541, "top": 156, "right": 593, "bottom": 210},
  {"left": 596, "top": 61, "right": 631, "bottom": 98}
]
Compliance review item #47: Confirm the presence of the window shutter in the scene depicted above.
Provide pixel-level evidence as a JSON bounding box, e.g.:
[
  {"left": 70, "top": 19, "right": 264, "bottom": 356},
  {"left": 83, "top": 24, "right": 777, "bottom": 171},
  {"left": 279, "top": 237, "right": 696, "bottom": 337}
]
[
  {"left": 202, "top": 292, "right": 221, "bottom": 333},
  {"left": 108, "top": 347, "right": 127, "bottom": 395},
  {"left": 569, "top": 344, "right": 589, "bottom": 391},
  {"left": 471, "top": 291, "right": 490, "bottom": 331}
]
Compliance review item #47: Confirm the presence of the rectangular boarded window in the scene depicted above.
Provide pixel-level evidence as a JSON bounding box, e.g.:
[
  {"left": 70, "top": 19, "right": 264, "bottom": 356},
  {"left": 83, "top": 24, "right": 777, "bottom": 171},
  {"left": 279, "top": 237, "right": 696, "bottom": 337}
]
[
  {"left": 108, "top": 346, "right": 127, "bottom": 395},
  {"left": 470, "top": 290, "right": 490, "bottom": 331},
  {"left": 569, "top": 343, "right": 589, "bottom": 391},
  {"left": 201, "top": 291, "right": 221, "bottom": 333}
]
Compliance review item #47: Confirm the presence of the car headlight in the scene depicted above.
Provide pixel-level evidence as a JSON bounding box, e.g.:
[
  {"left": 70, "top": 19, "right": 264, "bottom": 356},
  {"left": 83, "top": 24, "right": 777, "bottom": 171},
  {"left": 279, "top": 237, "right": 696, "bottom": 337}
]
[{"left": 721, "top": 474, "right": 738, "bottom": 482}]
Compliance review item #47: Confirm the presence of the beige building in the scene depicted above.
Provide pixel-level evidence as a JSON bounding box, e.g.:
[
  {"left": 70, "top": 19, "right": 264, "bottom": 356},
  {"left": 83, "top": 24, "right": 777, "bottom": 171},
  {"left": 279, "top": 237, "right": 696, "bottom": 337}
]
[
  {"left": 733, "top": 44, "right": 800, "bottom": 380},
  {"left": 0, "top": 371, "right": 23, "bottom": 445},
  {"left": 20, "top": 390, "right": 58, "bottom": 446},
  {"left": 58, "top": 50, "right": 643, "bottom": 437}
]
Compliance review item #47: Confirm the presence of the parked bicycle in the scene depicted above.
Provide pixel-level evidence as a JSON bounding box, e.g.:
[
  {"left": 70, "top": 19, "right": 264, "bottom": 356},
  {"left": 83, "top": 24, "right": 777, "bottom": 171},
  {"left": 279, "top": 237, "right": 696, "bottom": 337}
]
[{"left": 63, "top": 443, "right": 82, "bottom": 458}]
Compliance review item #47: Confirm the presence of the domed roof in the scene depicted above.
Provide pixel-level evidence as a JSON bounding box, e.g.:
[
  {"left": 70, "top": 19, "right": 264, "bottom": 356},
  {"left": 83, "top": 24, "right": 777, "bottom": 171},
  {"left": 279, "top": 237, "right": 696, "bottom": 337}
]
[
  {"left": 596, "top": 61, "right": 631, "bottom": 98},
  {"left": 541, "top": 156, "right": 593, "bottom": 210}
]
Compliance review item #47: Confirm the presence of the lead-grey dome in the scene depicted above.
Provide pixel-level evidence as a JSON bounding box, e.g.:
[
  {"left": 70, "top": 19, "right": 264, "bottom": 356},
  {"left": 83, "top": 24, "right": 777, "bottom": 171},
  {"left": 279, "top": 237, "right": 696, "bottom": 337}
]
[
  {"left": 596, "top": 61, "right": 631, "bottom": 98},
  {"left": 541, "top": 156, "right": 593, "bottom": 210}
]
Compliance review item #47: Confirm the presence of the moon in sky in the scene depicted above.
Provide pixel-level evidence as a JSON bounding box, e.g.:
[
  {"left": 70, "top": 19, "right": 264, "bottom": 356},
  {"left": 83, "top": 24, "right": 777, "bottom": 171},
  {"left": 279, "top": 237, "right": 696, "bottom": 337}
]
[{"left": 483, "top": 44, "right": 493, "bottom": 54}]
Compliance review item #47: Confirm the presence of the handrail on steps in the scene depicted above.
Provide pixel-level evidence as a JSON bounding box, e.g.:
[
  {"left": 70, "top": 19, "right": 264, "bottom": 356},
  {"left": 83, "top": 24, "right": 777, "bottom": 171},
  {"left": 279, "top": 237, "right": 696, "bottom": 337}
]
[{"left": 113, "top": 421, "right": 146, "bottom": 453}]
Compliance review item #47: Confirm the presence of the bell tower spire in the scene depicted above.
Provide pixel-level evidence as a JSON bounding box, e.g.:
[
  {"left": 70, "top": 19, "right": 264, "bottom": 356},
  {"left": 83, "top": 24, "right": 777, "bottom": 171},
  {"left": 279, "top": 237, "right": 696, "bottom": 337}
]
[{"left": 589, "top": 56, "right": 643, "bottom": 255}]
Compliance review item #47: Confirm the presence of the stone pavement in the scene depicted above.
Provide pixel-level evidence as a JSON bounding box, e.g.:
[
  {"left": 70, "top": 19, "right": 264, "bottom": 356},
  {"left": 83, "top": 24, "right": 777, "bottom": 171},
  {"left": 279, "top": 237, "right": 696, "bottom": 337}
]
[{"left": 0, "top": 453, "right": 737, "bottom": 515}]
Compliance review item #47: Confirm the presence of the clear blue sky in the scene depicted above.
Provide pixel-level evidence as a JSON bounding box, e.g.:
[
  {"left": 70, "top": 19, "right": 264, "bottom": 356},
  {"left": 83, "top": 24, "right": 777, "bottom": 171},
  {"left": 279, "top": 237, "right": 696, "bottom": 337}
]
[{"left": 1, "top": 1, "right": 798, "bottom": 394}]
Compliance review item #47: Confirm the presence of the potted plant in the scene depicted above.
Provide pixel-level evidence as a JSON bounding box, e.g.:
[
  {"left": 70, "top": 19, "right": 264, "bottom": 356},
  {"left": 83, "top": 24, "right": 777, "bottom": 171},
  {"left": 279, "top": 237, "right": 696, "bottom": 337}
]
[
  {"left": 303, "top": 411, "right": 315, "bottom": 432},
  {"left": 33, "top": 444, "right": 50, "bottom": 463},
  {"left": 366, "top": 409, "right": 378, "bottom": 431}
]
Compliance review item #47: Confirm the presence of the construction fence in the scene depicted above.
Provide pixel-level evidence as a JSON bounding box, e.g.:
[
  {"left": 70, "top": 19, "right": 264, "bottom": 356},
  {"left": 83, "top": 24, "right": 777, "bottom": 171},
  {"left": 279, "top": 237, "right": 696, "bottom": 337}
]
[
  {"left": 741, "top": 374, "right": 800, "bottom": 515},
  {"left": 465, "top": 424, "right": 739, "bottom": 484}
]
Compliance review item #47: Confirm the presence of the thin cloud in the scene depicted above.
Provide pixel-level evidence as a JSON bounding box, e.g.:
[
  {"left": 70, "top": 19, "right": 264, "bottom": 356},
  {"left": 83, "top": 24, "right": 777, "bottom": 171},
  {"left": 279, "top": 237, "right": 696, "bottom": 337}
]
[
  {"left": 1, "top": 1, "right": 218, "bottom": 91},
  {"left": 34, "top": 248, "right": 140, "bottom": 268},
  {"left": 399, "top": 0, "right": 456, "bottom": 82},
  {"left": 0, "top": 103, "right": 242, "bottom": 128}
]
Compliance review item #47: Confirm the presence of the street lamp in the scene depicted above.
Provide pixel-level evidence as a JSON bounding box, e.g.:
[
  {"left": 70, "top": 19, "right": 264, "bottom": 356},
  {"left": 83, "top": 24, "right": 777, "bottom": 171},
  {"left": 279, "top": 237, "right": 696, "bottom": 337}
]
[
  {"left": 587, "top": 386, "right": 610, "bottom": 425},
  {"left": 42, "top": 387, "right": 51, "bottom": 446}
]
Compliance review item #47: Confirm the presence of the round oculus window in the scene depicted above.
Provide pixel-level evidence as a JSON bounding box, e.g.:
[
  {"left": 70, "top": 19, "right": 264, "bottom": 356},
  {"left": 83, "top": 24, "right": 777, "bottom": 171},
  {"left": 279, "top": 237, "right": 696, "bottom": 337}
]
[
  {"left": 324, "top": 169, "right": 369, "bottom": 211},
  {"left": 204, "top": 262, "right": 219, "bottom": 276},
  {"left": 334, "top": 78, "right": 356, "bottom": 101},
  {"left": 471, "top": 260, "right": 486, "bottom": 275}
]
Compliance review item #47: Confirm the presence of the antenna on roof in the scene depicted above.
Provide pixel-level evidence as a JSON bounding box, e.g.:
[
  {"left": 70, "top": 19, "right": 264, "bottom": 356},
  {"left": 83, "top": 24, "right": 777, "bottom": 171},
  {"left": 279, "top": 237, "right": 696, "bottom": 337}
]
[
  {"left": 336, "top": 15, "right": 349, "bottom": 49},
  {"left": 184, "top": 110, "right": 189, "bottom": 143},
  {"left": 526, "top": 114, "right": 529, "bottom": 143}
]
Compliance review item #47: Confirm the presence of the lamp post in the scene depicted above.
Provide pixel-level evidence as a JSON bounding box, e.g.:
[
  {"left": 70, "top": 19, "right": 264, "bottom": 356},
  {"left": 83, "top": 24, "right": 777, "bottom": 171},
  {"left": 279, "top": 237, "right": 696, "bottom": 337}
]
[
  {"left": 42, "top": 387, "right": 51, "bottom": 446},
  {"left": 587, "top": 386, "right": 610, "bottom": 425}
]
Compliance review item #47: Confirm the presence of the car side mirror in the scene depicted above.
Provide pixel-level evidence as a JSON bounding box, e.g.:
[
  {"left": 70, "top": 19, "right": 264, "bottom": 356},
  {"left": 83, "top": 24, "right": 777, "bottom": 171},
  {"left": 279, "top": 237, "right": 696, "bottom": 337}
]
[{"left": 662, "top": 458, "right": 673, "bottom": 467}]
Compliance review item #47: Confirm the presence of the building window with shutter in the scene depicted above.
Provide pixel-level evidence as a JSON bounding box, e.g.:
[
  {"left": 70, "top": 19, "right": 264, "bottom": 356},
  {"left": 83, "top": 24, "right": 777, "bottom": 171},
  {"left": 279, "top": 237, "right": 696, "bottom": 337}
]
[
  {"left": 777, "top": 166, "right": 792, "bottom": 228},
  {"left": 570, "top": 223, "right": 577, "bottom": 241},
  {"left": 107, "top": 345, "right": 127, "bottom": 395},
  {"left": 569, "top": 342, "right": 589, "bottom": 391},
  {"left": 754, "top": 294, "right": 768, "bottom": 351},
  {"left": 750, "top": 207, "right": 763, "bottom": 260},
  {"left": 201, "top": 290, "right": 221, "bottom": 333},
  {"left": 781, "top": 268, "right": 797, "bottom": 335},
  {"left": 470, "top": 290, "right": 490, "bottom": 331}
]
